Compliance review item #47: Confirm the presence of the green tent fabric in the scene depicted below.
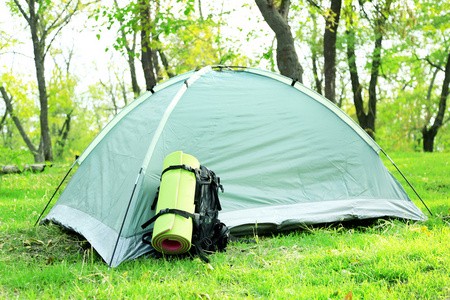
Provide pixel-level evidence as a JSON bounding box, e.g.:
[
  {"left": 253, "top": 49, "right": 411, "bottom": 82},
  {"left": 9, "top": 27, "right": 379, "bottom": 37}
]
[{"left": 43, "top": 66, "right": 426, "bottom": 267}]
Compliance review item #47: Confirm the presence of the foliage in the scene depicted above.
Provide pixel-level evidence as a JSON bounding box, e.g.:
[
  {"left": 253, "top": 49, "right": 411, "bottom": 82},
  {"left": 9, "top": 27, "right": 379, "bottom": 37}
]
[
  {"left": 377, "top": 0, "right": 450, "bottom": 152},
  {"left": 0, "top": 152, "right": 449, "bottom": 299},
  {"left": 155, "top": 1, "right": 252, "bottom": 72},
  {"left": 0, "top": 59, "right": 98, "bottom": 162},
  {"left": 0, "top": 73, "right": 41, "bottom": 150},
  {"left": 1, "top": 0, "right": 449, "bottom": 167},
  {"left": 97, "top": 0, "right": 251, "bottom": 80},
  {"left": 162, "top": 18, "right": 249, "bottom": 75},
  {"left": 0, "top": 147, "right": 34, "bottom": 166}
]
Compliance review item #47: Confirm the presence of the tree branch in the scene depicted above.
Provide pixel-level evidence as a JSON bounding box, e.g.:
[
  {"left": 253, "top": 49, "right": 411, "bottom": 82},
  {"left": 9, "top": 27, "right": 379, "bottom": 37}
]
[
  {"left": 0, "top": 86, "right": 40, "bottom": 157},
  {"left": 0, "top": 107, "right": 7, "bottom": 129},
  {"left": 12, "top": 0, "right": 31, "bottom": 24},
  {"left": 426, "top": 67, "right": 439, "bottom": 101},
  {"left": 43, "top": 1, "right": 81, "bottom": 59},
  {"left": 255, "top": 0, "right": 303, "bottom": 81},
  {"left": 432, "top": 51, "right": 450, "bottom": 130},
  {"left": 305, "top": 0, "right": 322, "bottom": 11},
  {"left": 425, "top": 56, "right": 445, "bottom": 71},
  {"left": 279, "top": 0, "right": 291, "bottom": 19}
]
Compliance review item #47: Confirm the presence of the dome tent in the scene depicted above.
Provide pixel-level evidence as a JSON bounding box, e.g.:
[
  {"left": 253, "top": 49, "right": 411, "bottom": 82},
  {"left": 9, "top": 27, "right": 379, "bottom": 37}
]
[{"left": 42, "top": 66, "right": 426, "bottom": 267}]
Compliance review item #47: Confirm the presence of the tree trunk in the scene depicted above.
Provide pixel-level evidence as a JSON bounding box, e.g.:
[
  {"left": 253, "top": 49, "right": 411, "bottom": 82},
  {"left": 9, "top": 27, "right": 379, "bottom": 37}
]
[
  {"left": 312, "top": 49, "right": 322, "bottom": 95},
  {"left": 128, "top": 33, "right": 141, "bottom": 98},
  {"left": 152, "top": 49, "right": 163, "bottom": 82},
  {"left": 28, "top": 0, "right": 53, "bottom": 161},
  {"left": 0, "top": 86, "right": 44, "bottom": 162},
  {"left": 0, "top": 109, "right": 7, "bottom": 129},
  {"left": 365, "top": 33, "right": 383, "bottom": 139},
  {"left": 114, "top": 0, "right": 141, "bottom": 98},
  {"left": 422, "top": 127, "right": 436, "bottom": 152},
  {"left": 139, "top": 0, "right": 157, "bottom": 91},
  {"left": 346, "top": 25, "right": 367, "bottom": 128},
  {"left": 56, "top": 111, "right": 72, "bottom": 158},
  {"left": 345, "top": 1, "right": 391, "bottom": 140},
  {"left": 255, "top": 0, "right": 304, "bottom": 82},
  {"left": 310, "top": 13, "right": 322, "bottom": 94},
  {"left": 11, "top": 0, "right": 81, "bottom": 161},
  {"left": 158, "top": 48, "right": 175, "bottom": 78},
  {"left": 422, "top": 51, "right": 450, "bottom": 152},
  {"left": 323, "top": 0, "right": 342, "bottom": 104}
]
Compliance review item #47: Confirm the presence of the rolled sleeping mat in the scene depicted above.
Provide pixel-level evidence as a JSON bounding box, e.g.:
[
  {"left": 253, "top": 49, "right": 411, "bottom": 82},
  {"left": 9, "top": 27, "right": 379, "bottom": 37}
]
[{"left": 151, "top": 151, "right": 199, "bottom": 254}]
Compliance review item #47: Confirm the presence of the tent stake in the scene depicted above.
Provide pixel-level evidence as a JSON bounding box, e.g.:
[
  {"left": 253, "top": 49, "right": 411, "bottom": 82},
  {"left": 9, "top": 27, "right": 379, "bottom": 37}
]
[
  {"left": 109, "top": 167, "right": 143, "bottom": 267},
  {"left": 380, "top": 149, "right": 433, "bottom": 216},
  {"left": 34, "top": 160, "right": 77, "bottom": 226}
]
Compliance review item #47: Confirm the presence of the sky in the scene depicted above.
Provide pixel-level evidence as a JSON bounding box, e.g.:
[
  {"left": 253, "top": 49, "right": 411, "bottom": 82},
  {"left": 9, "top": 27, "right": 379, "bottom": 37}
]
[
  {"left": 0, "top": 0, "right": 333, "bottom": 118},
  {"left": 0, "top": 1, "right": 271, "bottom": 94}
]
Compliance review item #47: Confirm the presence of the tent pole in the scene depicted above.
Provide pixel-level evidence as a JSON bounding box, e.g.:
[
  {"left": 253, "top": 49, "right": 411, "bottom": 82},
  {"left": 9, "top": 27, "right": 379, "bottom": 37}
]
[
  {"left": 109, "top": 167, "right": 143, "bottom": 267},
  {"left": 380, "top": 149, "right": 433, "bottom": 216},
  {"left": 34, "top": 160, "right": 77, "bottom": 226}
]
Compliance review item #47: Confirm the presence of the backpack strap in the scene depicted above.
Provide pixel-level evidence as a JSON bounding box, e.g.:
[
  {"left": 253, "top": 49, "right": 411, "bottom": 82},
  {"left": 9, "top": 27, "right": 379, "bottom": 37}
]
[
  {"left": 150, "top": 164, "right": 199, "bottom": 210},
  {"left": 141, "top": 208, "right": 197, "bottom": 229},
  {"left": 142, "top": 231, "right": 153, "bottom": 245},
  {"left": 196, "top": 166, "right": 224, "bottom": 211},
  {"left": 161, "top": 164, "right": 198, "bottom": 178},
  {"left": 191, "top": 242, "right": 211, "bottom": 263},
  {"left": 150, "top": 186, "right": 160, "bottom": 210}
]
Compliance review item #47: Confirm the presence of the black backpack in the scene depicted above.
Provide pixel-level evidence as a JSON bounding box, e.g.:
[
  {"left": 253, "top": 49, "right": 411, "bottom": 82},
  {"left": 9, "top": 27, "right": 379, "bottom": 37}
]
[{"left": 141, "top": 165, "right": 229, "bottom": 263}]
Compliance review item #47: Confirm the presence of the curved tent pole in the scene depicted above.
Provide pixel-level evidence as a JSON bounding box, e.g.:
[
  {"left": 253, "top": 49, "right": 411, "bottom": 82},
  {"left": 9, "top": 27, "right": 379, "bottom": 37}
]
[
  {"left": 109, "top": 66, "right": 211, "bottom": 267},
  {"left": 109, "top": 167, "right": 143, "bottom": 267},
  {"left": 140, "top": 66, "right": 212, "bottom": 169},
  {"left": 380, "top": 149, "right": 433, "bottom": 216},
  {"left": 77, "top": 71, "right": 195, "bottom": 164},
  {"left": 34, "top": 159, "right": 78, "bottom": 226}
]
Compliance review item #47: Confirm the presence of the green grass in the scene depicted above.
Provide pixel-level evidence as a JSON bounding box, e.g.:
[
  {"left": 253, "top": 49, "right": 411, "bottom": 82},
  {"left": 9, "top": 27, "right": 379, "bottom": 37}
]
[
  {"left": 382, "top": 152, "right": 450, "bottom": 217},
  {"left": 1, "top": 153, "right": 449, "bottom": 299}
]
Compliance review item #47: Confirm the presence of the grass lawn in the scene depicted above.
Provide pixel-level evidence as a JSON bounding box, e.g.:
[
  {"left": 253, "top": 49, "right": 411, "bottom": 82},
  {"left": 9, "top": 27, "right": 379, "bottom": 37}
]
[{"left": 0, "top": 152, "right": 449, "bottom": 299}]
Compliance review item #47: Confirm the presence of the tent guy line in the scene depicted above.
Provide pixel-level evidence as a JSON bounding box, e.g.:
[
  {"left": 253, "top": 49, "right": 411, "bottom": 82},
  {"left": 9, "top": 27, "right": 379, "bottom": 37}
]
[{"left": 379, "top": 148, "right": 432, "bottom": 216}]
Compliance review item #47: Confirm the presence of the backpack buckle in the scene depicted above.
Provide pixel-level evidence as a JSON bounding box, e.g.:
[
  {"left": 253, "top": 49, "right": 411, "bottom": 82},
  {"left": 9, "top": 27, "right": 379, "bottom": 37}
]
[{"left": 159, "top": 208, "right": 170, "bottom": 215}]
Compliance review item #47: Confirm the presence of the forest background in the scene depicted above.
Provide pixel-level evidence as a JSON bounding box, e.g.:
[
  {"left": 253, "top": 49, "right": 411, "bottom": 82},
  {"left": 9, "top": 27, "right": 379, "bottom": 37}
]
[{"left": 0, "top": 0, "right": 449, "bottom": 166}]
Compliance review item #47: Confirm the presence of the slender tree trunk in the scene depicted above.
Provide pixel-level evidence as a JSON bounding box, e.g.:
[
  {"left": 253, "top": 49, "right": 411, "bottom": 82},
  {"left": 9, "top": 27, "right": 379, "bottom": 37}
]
[
  {"left": 139, "top": 0, "right": 157, "bottom": 90},
  {"left": 310, "top": 13, "right": 322, "bottom": 94},
  {"left": 114, "top": 0, "right": 141, "bottom": 98},
  {"left": 128, "top": 32, "right": 141, "bottom": 98},
  {"left": 312, "top": 49, "right": 322, "bottom": 95},
  {"left": 99, "top": 79, "right": 119, "bottom": 115},
  {"left": 0, "top": 86, "right": 44, "bottom": 162},
  {"left": 366, "top": 34, "right": 383, "bottom": 138},
  {"left": 198, "top": 0, "right": 204, "bottom": 20},
  {"left": 422, "top": 51, "right": 450, "bottom": 152},
  {"left": 158, "top": 48, "right": 174, "bottom": 78},
  {"left": 11, "top": 0, "right": 81, "bottom": 161},
  {"left": 0, "top": 109, "right": 7, "bottom": 129},
  {"left": 152, "top": 49, "right": 162, "bottom": 82},
  {"left": 255, "top": 0, "right": 304, "bottom": 82},
  {"left": 119, "top": 77, "right": 129, "bottom": 106},
  {"left": 323, "top": 0, "right": 342, "bottom": 103},
  {"left": 56, "top": 111, "right": 72, "bottom": 158},
  {"left": 28, "top": 0, "right": 53, "bottom": 161},
  {"left": 345, "top": 1, "right": 391, "bottom": 140},
  {"left": 346, "top": 25, "right": 367, "bottom": 127}
]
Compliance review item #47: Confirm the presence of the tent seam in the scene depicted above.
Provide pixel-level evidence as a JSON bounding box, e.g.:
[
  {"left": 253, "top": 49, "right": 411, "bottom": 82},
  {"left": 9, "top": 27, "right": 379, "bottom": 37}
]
[{"left": 140, "top": 66, "right": 213, "bottom": 172}]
